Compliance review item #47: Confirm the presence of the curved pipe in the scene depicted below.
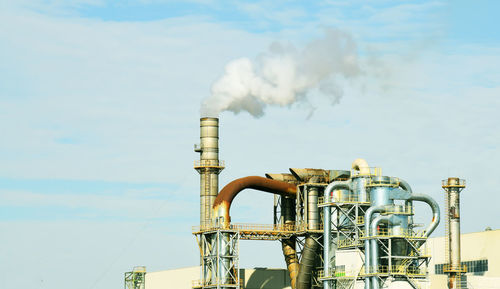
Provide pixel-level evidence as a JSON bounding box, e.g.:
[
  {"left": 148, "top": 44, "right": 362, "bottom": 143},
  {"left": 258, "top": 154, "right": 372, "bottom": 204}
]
[
  {"left": 213, "top": 176, "right": 297, "bottom": 228},
  {"left": 323, "top": 181, "right": 351, "bottom": 289},
  {"left": 352, "top": 158, "right": 370, "bottom": 175},
  {"left": 363, "top": 205, "right": 386, "bottom": 289},
  {"left": 398, "top": 178, "right": 414, "bottom": 232},
  {"left": 398, "top": 179, "right": 413, "bottom": 193},
  {"left": 408, "top": 193, "right": 440, "bottom": 237}
]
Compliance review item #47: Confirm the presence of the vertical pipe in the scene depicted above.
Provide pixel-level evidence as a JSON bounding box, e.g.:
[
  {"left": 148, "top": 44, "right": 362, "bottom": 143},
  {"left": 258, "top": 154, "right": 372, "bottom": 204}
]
[
  {"left": 364, "top": 206, "right": 385, "bottom": 289},
  {"left": 322, "top": 180, "right": 350, "bottom": 289},
  {"left": 323, "top": 203, "right": 331, "bottom": 289}
]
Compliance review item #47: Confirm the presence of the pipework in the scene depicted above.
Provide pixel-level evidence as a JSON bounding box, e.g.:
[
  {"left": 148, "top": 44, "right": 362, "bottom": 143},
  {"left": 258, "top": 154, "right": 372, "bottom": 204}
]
[
  {"left": 323, "top": 180, "right": 351, "bottom": 289},
  {"left": 213, "top": 176, "right": 297, "bottom": 228}
]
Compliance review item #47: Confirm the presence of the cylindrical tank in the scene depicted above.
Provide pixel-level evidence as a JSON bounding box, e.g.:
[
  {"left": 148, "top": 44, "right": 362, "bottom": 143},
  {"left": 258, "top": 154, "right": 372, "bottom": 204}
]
[
  {"left": 307, "top": 185, "right": 320, "bottom": 230},
  {"left": 389, "top": 206, "right": 410, "bottom": 264},
  {"left": 368, "top": 176, "right": 398, "bottom": 207},
  {"left": 352, "top": 176, "right": 369, "bottom": 203}
]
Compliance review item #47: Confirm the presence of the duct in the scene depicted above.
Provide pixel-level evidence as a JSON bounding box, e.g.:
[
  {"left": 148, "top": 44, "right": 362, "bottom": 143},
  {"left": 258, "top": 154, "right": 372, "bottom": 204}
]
[
  {"left": 363, "top": 206, "right": 387, "bottom": 289},
  {"left": 407, "top": 193, "right": 440, "bottom": 237},
  {"left": 351, "top": 158, "right": 370, "bottom": 176},
  {"left": 212, "top": 176, "right": 297, "bottom": 228},
  {"left": 398, "top": 179, "right": 414, "bottom": 229},
  {"left": 383, "top": 188, "right": 440, "bottom": 238},
  {"left": 323, "top": 180, "right": 351, "bottom": 289},
  {"left": 296, "top": 236, "right": 319, "bottom": 289}
]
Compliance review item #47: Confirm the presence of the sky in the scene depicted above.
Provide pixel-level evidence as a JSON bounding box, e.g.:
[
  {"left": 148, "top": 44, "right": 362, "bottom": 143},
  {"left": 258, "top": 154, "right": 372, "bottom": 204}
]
[{"left": 0, "top": 1, "right": 499, "bottom": 289}]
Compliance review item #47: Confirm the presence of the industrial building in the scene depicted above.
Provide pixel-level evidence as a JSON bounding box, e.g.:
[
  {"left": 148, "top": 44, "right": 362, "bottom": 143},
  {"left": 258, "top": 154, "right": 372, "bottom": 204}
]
[{"left": 125, "top": 118, "right": 499, "bottom": 289}]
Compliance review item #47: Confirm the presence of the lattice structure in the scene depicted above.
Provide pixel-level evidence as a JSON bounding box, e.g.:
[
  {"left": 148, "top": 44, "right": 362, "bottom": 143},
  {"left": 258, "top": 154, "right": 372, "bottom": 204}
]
[
  {"left": 124, "top": 266, "right": 146, "bottom": 289},
  {"left": 193, "top": 229, "right": 241, "bottom": 289},
  {"left": 318, "top": 190, "right": 371, "bottom": 289}
]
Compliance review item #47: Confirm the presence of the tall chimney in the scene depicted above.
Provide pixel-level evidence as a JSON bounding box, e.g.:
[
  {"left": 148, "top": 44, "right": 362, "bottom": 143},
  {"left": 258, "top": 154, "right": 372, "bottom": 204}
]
[
  {"left": 195, "top": 118, "right": 225, "bottom": 228},
  {"left": 442, "top": 177, "right": 466, "bottom": 288}
]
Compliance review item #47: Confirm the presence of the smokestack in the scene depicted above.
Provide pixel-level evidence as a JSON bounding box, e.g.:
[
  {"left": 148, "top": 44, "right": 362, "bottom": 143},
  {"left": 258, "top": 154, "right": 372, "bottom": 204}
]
[
  {"left": 442, "top": 177, "right": 466, "bottom": 288},
  {"left": 195, "top": 117, "right": 225, "bottom": 228}
]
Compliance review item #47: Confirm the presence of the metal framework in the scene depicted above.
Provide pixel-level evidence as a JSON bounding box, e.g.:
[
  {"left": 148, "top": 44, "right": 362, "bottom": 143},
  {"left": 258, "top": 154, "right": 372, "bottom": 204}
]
[
  {"left": 193, "top": 229, "right": 241, "bottom": 289},
  {"left": 124, "top": 266, "right": 146, "bottom": 289}
]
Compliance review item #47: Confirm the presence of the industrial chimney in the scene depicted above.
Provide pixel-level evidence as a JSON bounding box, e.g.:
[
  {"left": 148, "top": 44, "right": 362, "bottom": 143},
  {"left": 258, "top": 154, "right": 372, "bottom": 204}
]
[
  {"left": 195, "top": 118, "right": 225, "bottom": 228},
  {"left": 442, "top": 177, "right": 467, "bottom": 289}
]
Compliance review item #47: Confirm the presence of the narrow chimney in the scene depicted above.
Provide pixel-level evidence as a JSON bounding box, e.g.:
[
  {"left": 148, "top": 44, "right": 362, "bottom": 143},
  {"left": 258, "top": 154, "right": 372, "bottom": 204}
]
[
  {"left": 195, "top": 118, "right": 225, "bottom": 228},
  {"left": 442, "top": 177, "right": 466, "bottom": 288}
]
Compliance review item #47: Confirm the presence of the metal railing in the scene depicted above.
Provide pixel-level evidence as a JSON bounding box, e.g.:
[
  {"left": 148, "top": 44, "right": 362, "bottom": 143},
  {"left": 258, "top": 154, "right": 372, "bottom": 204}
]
[
  {"left": 232, "top": 223, "right": 296, "bottom": 232},
  {"left": 192, "top": 278, "right": 244, "bottom": 288},
  {"left": 194, "top": 160, "right": 226, "bottom": 168},
  {"left": 382, "top": 205, "right": 414, "bottom": 215},
  {"left": 319, "top": 193, "right": 370, "bottom": 205},
  {"left": 443, "top": 264, "right": 467, "bottom": 273},
  {"left": 337, "top": 238, "right": 363, "bottom": 248},
  {"left": 368, "top": 228, "right": 426, "bottom": 239},
  {"left": 362, "top": 265, "right": 427, "bottom": 276},
  {"left": 366, "top": 176, "right": 400, "bottom": 187},
  {"left": 318, "top": 269, "right": 356, "bottom": 279},
  {"left": 350, "top": 167, "right": 382, "bottom": 178},
  {"left": 193, "top": 222, "right": 326, "bottom": 234},
  {"left": 442, "top": 179, "right": 466, "bottom": 188}
]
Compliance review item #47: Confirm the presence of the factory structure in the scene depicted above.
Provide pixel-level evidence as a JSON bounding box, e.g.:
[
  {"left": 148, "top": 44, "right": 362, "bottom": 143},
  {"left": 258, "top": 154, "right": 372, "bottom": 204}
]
[{"left": 125, "top": 118, "right": 500, "bottom": 289}]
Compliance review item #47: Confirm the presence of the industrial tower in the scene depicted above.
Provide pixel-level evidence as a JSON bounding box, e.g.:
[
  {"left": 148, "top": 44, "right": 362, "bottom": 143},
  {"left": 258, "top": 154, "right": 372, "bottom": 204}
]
[{"left": 442, "top": 178, "right": 467, "bottom": 289}]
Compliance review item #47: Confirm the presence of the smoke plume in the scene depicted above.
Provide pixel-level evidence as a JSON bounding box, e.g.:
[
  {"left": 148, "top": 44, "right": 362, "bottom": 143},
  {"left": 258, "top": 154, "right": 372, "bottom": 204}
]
[{"left": 201, "top": 28, "right": 361, "bottom": 118}]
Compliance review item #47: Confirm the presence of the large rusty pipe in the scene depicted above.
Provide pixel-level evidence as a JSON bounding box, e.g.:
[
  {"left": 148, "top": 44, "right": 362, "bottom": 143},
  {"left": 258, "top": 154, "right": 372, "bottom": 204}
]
[{"left": 213, "top": 176, "right": 297, "bottom": 228}]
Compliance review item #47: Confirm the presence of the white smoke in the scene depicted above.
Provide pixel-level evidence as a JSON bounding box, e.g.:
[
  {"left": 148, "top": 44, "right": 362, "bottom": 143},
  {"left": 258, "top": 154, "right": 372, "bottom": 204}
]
[{"left": 201, "top": 28, "right": 361, "bottom": 118}]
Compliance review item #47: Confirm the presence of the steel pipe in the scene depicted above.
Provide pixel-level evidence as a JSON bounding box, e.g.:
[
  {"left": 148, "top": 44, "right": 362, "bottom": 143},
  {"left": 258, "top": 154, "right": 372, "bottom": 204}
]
[
  {"left": 213, "top": 176, "right": 297, "bottom": 228},
  {"left": 364, "top": 206, "right": 387, "bottom": 289},
  {"left": 407, "top": 193, "right": 440, "bottom": 237},
  {"left": 323, "top": 180, "right": 351, "bottom": 289}
]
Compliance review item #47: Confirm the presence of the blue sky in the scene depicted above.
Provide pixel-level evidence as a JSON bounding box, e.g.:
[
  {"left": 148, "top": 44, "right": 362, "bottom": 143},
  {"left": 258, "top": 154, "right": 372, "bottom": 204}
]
[{"left": 1, "top": 1, "right": 499, "bottom": 289}]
